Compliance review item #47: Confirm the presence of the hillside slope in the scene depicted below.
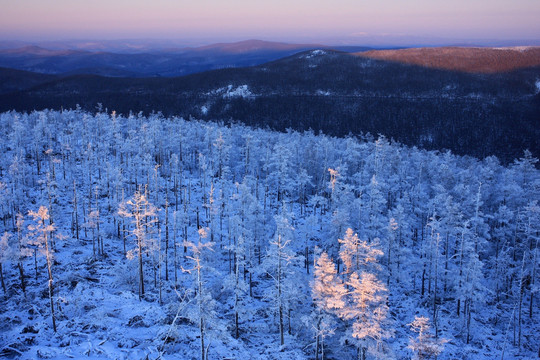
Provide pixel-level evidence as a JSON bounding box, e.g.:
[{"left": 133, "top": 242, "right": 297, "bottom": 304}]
[
  {"left": 358, "top": 46, "right": 540, "bottom": 73},
  {"left": 1, "top": 49, "right": 538, "bottom": 162},
  {"left": 0, "top": 67, "right": 57, "bottom": 94}
]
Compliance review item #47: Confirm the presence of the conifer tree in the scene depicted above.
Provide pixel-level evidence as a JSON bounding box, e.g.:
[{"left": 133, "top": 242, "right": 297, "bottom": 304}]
[
  {"left": 263, "top": 209, "right": 300, "bottom": 345},
  {"left": 313, "top": 228, "right": 390, "bottom": 359},
  {"left": 338, "top": 228, "right": 383, "bottom": 275},
  {"left": 118, "top": 188, "right": 158, "bottom": 300},
  {"left": 312, "top": 250, "right": 347, "bottom": 359},
  {"left": 343, "top": 271, "right": 390, "bottom": 360},
  {"left": 27, "top": 206, "right": 57, "bottom": 332},
  {"left": 15, "top": 213, "right": 28, "bottom": 294},
  {"left": 408, "top": 316, "right": 446, "bottom": 360},
  {"left": 182, "top": 227, "right": 215, "bottom": 360}
]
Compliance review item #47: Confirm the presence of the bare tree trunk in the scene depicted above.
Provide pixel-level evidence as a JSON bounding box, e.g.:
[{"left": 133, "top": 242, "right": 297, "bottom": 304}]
[
  {"left": 279, "top": 304, "right": 284, "bottom": 346},
  {"left": 433, "top": 233, "right": 440, "bottom": 329},
  {"left": 138, "top": 235, "right": 144, "bottom": 299},
  {"left": 34, "top": 248, "right": 38, "bottom": 280},
  {"left": 198, "top": 261, "right": 205, "bottom": 360},
  {"left": 18, "top": 262, "right": 26, "bottom": 295},
  {"left": 158, "top": 230, "right": 162, "bottom": 306},
  {"left": 305, "top": 243, "right": 309, "bottom": 274},
  {"left": 530, "top": 242, "right": 537, "bottom": 318},
  {"left": 235, "top": 251, "right": 240, "bottom": 339},
  {"left": 518, "top": 283, "right": 523, "bottom": 349},
  {"left": 315, "top": 319, "right": 320, "bottom": 360},
  {"left": 173, "top": 212, "right": 178, "bottom": 288},
  {"left": 44, "top": 231, "right": 56, "bottom": 332},
  {"left": 0, "top": 263, "right": 6, "bottom": 295},
  {"left": 97, "top": 210, "right": 102, "bottom": 256},
  {"left": 321, "top": 330, "right": 325, "bottom": 360},
  {"left": 278, "top": 237, "right": 285, "bottom": 346},
  {"left": 165, "top": 200, "right": 169, "bottom": 281},
  {"left": 421, "top": 268, "right": 426, "bottom": 297},
  {"left": 73, "top": 181, "right": 79, "bottom": 241},
  {"left": 122, "top": 222, "right": 126, "bottom": 256}
]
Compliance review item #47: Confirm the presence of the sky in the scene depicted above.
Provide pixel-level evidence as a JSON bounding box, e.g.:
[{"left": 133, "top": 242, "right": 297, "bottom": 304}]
[{"left": 1, "top": 0, "right": 539, "bottom": 45}]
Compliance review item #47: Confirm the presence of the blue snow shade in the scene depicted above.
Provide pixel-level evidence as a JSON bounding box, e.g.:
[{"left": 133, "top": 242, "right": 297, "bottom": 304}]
[{"left": 0, "top": 109, "right": 537, "bottom": 360}]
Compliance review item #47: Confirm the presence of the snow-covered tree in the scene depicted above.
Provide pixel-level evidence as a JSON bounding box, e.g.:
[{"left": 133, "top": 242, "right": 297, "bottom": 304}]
[
  {"left": 263, "top": 210, "right": 301, "bottom": 345},
  {"left": 342, "top": 271, "right": 390, "bottom": 360},
  {"left": 118, "top": 187, "right": 158, "bottom": 299},
  {"left": 182, "top": 227, "right": 216, "bottom": 360},
  {"left": 338, "top": 228, "right": 383, "bottom": 275},
  {"left": 27, "top": 206, "right": 57, "bottom": 332},
  {"left": 408, "top": 316, "right": 447, "bottom": 360},
  {"left": 313, "top": 228, "right": 390, "bottom": 359},
  {"left": 312, "top": 250, "right": 347, "bottom": 359}
]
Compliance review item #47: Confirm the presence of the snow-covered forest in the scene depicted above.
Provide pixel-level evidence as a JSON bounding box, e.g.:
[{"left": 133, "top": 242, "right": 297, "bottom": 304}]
[{"left": 0, "top": 109, "right": 538, "bottom": 359}]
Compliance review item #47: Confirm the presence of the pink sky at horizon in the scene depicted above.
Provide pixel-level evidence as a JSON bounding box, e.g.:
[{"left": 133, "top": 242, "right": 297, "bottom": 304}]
[{"left": 1, "top": 0, "right": 539, "bottom": 43}]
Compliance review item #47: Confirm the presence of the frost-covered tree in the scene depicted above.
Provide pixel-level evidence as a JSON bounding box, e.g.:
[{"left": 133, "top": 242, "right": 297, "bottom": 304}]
[
  {"left": 267, "top": 142, "right": 295, "bottom": 204},
  {"left": 365, "top": 175, "right": 387, "bottom": 243},
  {"left": 118, "top": 188, "right": 158, "bottom": 300},
  {"left": 263, "top": 209, "right": 301, "bottom": 345},
  {"left": 312, "top": 250, "right": 347, "bottom": 359},
  {"left": 222, "top": 233, "right": 250, "bottom": 339},
  {"left": 313, "top": 228, "right": 390, "bottom": 359},
  {"left": 182, "top": 227, "right": 216, "bottom": 360},
  {"left": 27, "top": 206, "right": 57, "bottom": 332},
  {"left": 15, "top": 213, "right": 29, "bottom": 294},
  {"left": 342, "top": 272, "right": 390, "bottom": 360},
  {"left": 453, "top": 220, "right": 486, "bottom": 344},
  {"left": 0, "top": 109, "right": 538, "bottom": 358},
  {"left": 313, "top": 251, "right": 347, "bottom": 311},
  {"left": 338, "top": 228, "right": 383, "bottom": 275},
  {"left": 408, "top": 316, "right": 446, "bottom": 360}
]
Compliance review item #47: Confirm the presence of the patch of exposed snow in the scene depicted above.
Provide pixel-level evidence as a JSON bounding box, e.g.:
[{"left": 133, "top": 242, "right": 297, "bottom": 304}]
[
  {"left": 304, "top": 49, "right": 327, "bottom": 59},
  {"left": 316, "top": 90, "right": 331, "bottom": 96},
  {"left": 465, "top": 93, "right": 483, "bottom": 99},
  {"left": 443, "top": 84, "right": 457, "bottom": 92},
  {"left": 493, "top": 46, "right": 535, "bottom": 51},
  {"left": 208, "top": 85, "right": 253, "bottom": 98},
  {"left": 535, "top": 79, "right": 540, "bottom": 94},
  {"left": 223, "top": 85, "right": 252, "bottom": 98},
  {"left": 201, "top": 105, "right": 208, "bottom": 115}
]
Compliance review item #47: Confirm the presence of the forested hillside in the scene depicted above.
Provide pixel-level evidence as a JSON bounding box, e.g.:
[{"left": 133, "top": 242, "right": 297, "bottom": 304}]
[
  {"left": 358, "top": 46, "right": 540, "bottom": 73},
  {"left": 1, "top": 50, "right": 538, "bottom": 163},
  {"left": 0, "top": 110, "right": 538, "bottom": 359}
]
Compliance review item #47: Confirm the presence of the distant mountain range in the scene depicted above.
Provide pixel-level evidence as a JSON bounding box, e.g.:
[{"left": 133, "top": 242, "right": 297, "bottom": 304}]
[
  {"left": 0, "top": 39, "right": 371, "bottom": 77},
  {"left": 2, "top": 40, "right": 538, "bottom": 77},
  {"left": 0, "top": 43, "right": 539, "bottom": 163}
]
